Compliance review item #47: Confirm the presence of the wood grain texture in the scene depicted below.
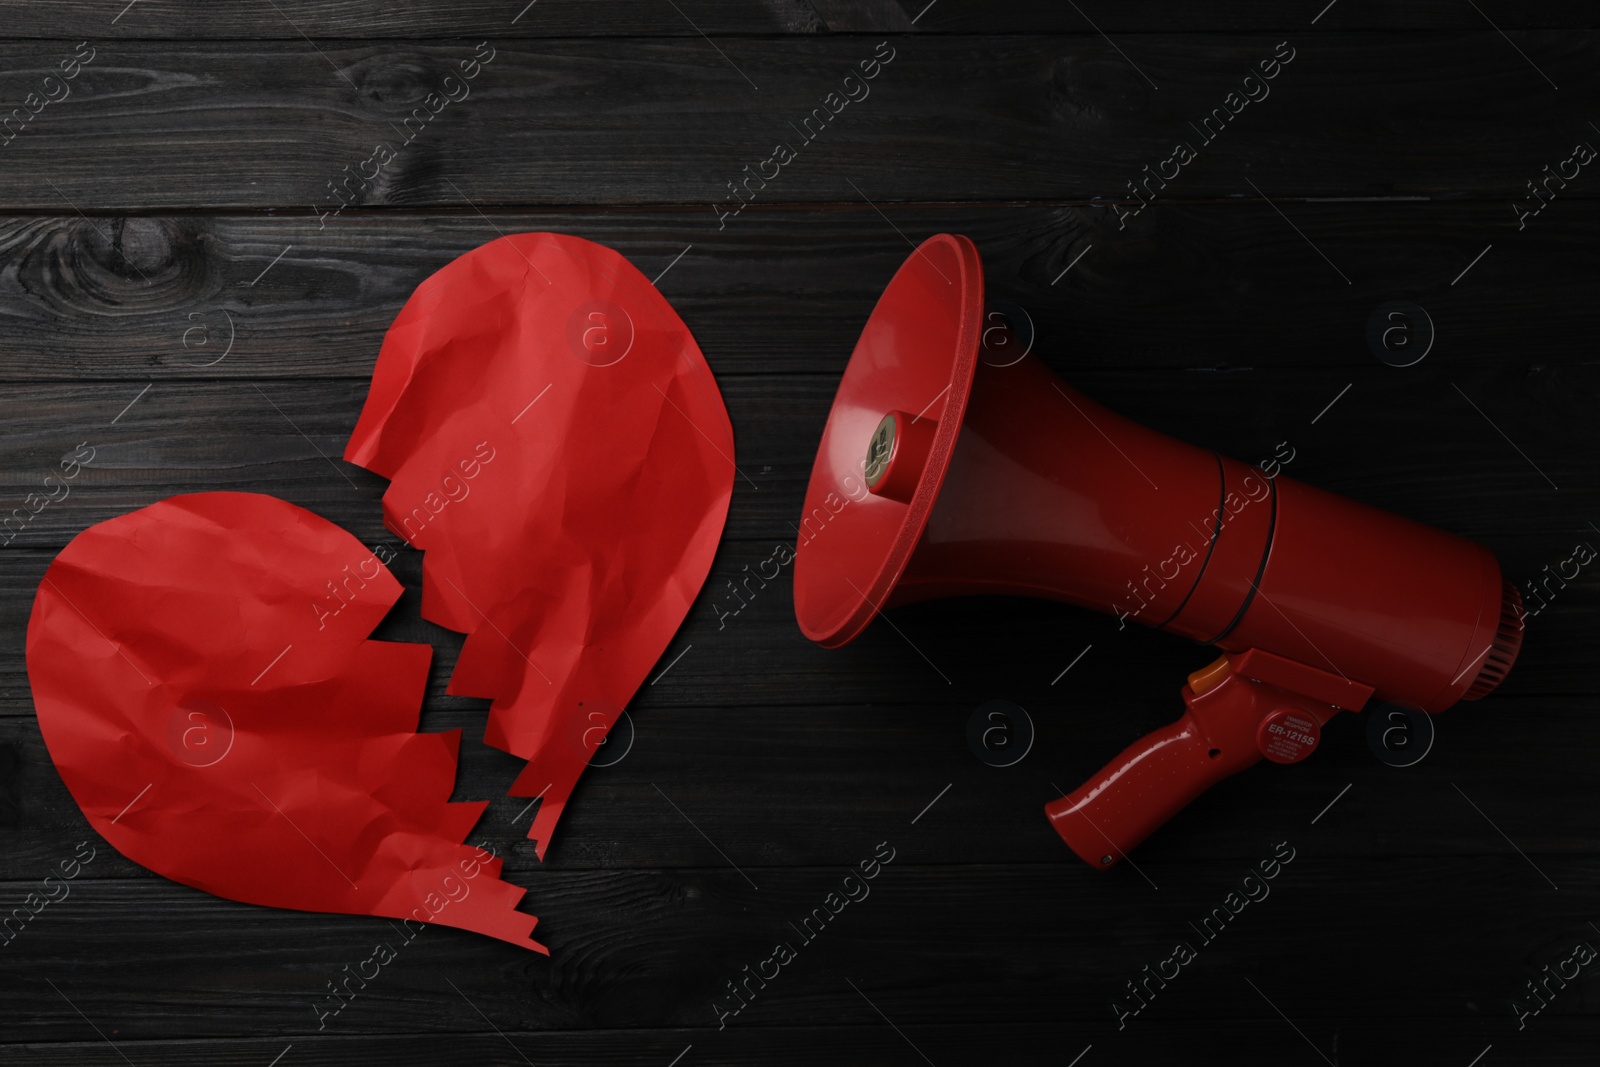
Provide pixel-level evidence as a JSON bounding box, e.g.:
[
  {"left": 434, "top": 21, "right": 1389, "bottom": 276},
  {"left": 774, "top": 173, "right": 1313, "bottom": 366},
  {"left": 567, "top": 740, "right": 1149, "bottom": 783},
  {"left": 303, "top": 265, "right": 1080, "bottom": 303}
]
[
  {"left": 2, "top": 858, "right": 1596, "bottom": 1042},
  {"left": 1, "top": 678, "right": 1596, "bottom": 870},
  {"left": 0, "top": 34, "right": 1593, "bottom": 210},
  {"left": 1, "top": 4, "right": 1596, "bottom": 1065},
  {"left": 1, "top": 1026, "right": 1596, "bottom": 1067},
  {"left": 3, "top": 1, "right": 1599, "bottom": 37},
  {"left": 1, "top": 203, "right": 1599, "bottom": 381}
]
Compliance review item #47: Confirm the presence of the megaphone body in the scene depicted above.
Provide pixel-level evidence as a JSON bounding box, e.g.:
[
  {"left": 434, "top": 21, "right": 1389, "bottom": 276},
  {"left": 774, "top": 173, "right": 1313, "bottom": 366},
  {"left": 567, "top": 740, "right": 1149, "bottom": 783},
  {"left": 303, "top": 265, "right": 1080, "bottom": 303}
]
[{"left": 793, "top": 234, "right": 1523, "bottom": 868}]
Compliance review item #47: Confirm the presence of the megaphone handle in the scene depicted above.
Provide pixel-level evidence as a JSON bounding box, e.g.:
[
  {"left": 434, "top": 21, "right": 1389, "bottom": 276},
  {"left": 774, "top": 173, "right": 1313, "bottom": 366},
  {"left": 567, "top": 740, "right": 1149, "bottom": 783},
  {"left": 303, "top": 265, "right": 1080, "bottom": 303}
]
[{"left": 1045, "top": 657, "right": 1346, "bottom": 869}]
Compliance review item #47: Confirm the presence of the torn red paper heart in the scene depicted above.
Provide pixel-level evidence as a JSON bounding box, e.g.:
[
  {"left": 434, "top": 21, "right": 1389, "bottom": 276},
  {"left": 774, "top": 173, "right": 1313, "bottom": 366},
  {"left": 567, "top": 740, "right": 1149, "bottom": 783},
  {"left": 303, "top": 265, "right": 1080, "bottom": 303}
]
[
  {"left": 26, "top": 492, "right": 545, "bottom": 953},
  {"left": 345, "top": 233, "right": 735, "bottom": 858}
]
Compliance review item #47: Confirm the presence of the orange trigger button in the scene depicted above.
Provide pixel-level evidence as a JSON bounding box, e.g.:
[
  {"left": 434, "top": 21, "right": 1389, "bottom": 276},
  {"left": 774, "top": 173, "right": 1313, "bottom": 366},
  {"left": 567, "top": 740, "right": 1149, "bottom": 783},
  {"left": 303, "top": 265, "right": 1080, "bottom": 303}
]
[{"left": 1187, "top": 655, "right": 1232, "bottom": 696}]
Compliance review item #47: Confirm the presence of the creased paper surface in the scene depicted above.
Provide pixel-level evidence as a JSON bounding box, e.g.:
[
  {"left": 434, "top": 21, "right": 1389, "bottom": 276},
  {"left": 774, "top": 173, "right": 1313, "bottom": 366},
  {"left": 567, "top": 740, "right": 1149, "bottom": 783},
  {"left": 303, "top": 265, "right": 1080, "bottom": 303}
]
[
  {"left": 345, "top": 233, "right": 735, "bottom": 858},
  {"left": 26, "top": 491, "right": 545, "bottom": 952}
]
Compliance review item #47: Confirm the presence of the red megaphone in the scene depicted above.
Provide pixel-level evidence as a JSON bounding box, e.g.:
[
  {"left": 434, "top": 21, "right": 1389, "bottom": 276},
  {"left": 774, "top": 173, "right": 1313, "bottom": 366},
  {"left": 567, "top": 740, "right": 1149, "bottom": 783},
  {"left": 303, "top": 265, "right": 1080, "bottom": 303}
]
[{"left": 792, "top": 234, "right": 1523, "bottom": 868}]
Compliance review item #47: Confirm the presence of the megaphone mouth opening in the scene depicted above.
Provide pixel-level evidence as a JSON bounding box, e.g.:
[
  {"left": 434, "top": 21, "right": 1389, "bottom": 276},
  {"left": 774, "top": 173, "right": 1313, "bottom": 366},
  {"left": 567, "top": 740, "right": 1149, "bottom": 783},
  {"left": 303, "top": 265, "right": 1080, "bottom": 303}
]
[{"left": 792, "top": 234, "right": 986, "bottom": 648}]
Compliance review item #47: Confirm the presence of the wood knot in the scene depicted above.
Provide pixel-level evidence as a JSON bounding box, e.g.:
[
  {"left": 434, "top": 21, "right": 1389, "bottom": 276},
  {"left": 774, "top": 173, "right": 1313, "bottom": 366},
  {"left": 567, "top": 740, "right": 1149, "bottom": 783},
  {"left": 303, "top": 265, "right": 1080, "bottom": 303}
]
[{"left": 33, "top": 217, "right": 208, "bottom": 314}]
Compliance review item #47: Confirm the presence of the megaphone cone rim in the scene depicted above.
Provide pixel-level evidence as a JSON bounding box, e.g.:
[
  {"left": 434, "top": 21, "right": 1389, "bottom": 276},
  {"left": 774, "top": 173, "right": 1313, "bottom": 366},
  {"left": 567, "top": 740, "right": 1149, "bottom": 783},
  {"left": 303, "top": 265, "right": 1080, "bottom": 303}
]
[{"left": 793, "top": 233, "right": 985, "bottom": 647}]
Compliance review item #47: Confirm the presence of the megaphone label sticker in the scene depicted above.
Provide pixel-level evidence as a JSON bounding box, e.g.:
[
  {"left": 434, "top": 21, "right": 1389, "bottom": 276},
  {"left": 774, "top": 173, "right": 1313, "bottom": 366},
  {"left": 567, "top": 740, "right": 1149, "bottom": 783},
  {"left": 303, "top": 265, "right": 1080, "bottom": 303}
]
[{"left": 1257, "top": 709, "right": 1320, "bottom": 764}]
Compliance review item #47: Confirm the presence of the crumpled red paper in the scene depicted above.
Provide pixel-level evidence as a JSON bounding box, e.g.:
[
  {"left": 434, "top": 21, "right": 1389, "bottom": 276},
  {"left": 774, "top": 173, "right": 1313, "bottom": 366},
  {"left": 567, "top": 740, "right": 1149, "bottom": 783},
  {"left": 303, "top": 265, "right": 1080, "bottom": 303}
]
[
  {"left": 26, "top": 492, "right": 545, "bottom": 953},
  {"left": 344, "top": 233, "right": 735, "bottom": 858}
]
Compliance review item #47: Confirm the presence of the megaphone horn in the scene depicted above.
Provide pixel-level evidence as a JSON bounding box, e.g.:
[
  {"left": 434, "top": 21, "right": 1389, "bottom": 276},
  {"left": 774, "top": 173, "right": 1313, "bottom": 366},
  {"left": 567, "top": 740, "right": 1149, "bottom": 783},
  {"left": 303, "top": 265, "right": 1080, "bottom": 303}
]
[{"left": 793, "top": 234, "right": 1524, "bottom": 869}]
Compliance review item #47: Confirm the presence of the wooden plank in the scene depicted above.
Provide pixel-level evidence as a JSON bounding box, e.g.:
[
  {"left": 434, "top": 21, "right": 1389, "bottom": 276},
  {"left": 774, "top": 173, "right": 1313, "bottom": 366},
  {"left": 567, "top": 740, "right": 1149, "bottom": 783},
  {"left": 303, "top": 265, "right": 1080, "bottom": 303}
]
[
  {"left": 3, "top": 202, "right": 1600, "bottom": 382},
  {"left": 0, "top": 859, "right": 1593, "bottom": 1041},
  {"left": 0, "top": 0, "right": 825, "bottom": 39},
  {"left": 1, "top": 1020, "right": 1590, "bottom": 1067},
  {"left": 0, "top": 35, "right": 1594, "bottom": 209},
  {"left": 0, "top": 1028, "right": 1072, "bottom": 1067},
  {"left": 1, "top": 1027, "right": 1592, "bottom": 1067},
  {"left": 902, "top": 0, "right": 1600, "bottom": 33},
  {"left": 3, "top": 1, "right": 1598, "bottom": 38},
  {"left": 0, "top": 663, "right": 1593, "bottom": 870}
]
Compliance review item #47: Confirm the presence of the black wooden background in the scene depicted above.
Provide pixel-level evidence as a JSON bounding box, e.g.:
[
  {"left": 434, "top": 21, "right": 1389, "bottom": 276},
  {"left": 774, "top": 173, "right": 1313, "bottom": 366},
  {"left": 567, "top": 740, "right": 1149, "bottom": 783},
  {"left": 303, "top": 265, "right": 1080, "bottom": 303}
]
[{"left": 1, "top": 2, "right": 1597, "bottom": 1064}]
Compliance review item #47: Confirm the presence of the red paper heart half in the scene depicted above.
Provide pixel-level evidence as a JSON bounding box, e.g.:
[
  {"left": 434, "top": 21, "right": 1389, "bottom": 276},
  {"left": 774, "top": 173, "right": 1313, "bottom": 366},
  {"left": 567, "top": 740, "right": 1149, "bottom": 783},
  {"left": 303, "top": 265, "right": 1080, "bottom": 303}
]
[
  {"left": 344, "top": 234, "right": 735, "bottom": 859},
  {"left": 26, "top": 491, "right": 546, "bottom": 953}
]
